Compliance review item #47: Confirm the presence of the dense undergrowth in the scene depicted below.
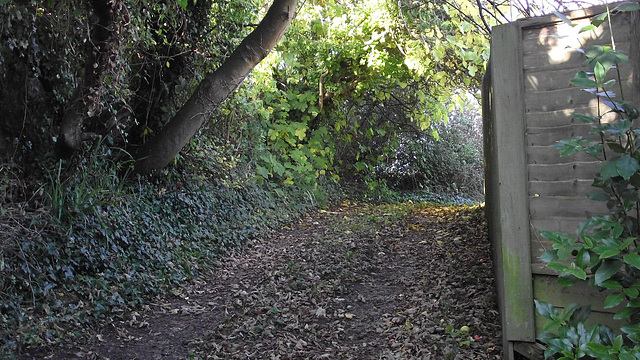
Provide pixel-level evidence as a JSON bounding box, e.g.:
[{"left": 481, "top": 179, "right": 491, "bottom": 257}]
[
  {"left": 0, "top": 154, "right": 339, "bottom": 357},
  {"left": 0, "top": 156, "right": 480, "bottom": 358}
]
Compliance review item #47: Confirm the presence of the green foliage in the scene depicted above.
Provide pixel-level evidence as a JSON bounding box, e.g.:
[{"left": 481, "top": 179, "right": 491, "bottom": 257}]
[
  {"left": 0, "top": 0, "right": 491, "bottom": 354},
  {"left": 0, "top": 0, "right": 259, "bottom": 167},
  {"left": 375, "top": 104, "right": 484, "bottom": 199},
  {"left": 0, "top": 0, "right": 490, "bottom": 199},
  {"left": 536, "top": 4, "right": 640, "bottom": 358},
  {"left": 214, "top": 0, "right": 490, "bottom": 189},
  {"left": 0, "top": 151, "right": 337, "bottom": 355},
  {"left": 532, "top": 300, "right": 640, "bottom": 360}
]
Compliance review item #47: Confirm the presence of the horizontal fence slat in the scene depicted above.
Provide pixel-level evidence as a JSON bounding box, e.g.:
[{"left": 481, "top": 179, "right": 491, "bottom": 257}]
[
  {"left": 529, "top": 179, "right": 595, "bottom": 197},
  {"left": 521, "top": 10, "right": 631, "bottom": 42},
  {"left": 524, "top": 82, "right": 634, "bottom": 114},
  {"left": 526, "top": 106, "right": 620, "bottom": 128},
  {"left": 523, "top": 37, "right": 630, "bottom": 61},
  {"left": 528, "top": 145, "right": 599, "bottom": 164},
  {"left": 525, "top": 66, "right": 634, "bottom": 93},
  {"left": 529, "top": 216, "right": 585, "bottom": 237},
  {"left": 525, "top": 68, "right": 588, "bottom": 93},
  {"left": 533, "top": 275, "right": 624, "bottom": 313},
  {"left": 528, "top": 162, "right": 601, "bottom": 181},
  {"left": 529, "top": 196, "right": 609, "bottom": 218},
  {"left": 523, "top": 41, "right": 631, "bottom": 71},
  {"left": 527, "top": 124, "right": 597, "bottom": 147},
  {"left": 523, "top": 26, "right": 630, "bottom": 56},
  {"left": 519, "top": 3, "right": 621, "bottom": 30}
]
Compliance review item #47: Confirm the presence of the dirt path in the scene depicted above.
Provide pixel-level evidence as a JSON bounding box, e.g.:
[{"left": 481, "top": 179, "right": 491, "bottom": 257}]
[{"left": 30, "top": 201, "right": 501, "bottom": 360}]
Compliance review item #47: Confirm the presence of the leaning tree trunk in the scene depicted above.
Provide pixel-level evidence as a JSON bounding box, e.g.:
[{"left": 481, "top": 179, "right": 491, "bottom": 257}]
[
  {"left": 132, "top": 0, "right": 298, "bottom": 175},
  {"left": 57, "top": 0, "right": 125, "bottom": 155}
]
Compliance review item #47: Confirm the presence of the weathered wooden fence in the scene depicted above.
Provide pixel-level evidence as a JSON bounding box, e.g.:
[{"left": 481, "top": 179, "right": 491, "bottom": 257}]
[{"left": 483, "top": 4, "right": 639, "bottom": 359}]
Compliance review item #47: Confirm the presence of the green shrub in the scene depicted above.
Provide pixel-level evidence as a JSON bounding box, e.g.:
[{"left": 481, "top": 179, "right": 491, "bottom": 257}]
[{"left": 375, "top": 104, "right": 484, "bottom": 199}]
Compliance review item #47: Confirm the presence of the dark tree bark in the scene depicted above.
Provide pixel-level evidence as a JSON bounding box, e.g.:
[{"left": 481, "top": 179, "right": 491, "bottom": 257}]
[
  {"left": 132, "top": 0, "right": 298, "bottom": 175},
  {"left": 56, "top": 0, "right": 126, "bottom": 155}
]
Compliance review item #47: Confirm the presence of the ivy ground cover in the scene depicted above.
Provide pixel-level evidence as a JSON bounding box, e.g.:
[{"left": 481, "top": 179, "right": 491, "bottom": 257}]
[{"left": 26, "top": 201, "right": 501, "bottom": 359}]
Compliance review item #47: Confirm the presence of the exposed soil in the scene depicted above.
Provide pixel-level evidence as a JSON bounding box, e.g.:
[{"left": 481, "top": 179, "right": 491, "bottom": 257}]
[{"left": 24, "top": 201, "right": 501, "bottom": 360}]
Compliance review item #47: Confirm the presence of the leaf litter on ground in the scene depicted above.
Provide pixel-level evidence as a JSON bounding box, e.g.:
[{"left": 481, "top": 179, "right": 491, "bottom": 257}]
[{"left": 31, "top": 201, "right": 501, "bottom": 360}]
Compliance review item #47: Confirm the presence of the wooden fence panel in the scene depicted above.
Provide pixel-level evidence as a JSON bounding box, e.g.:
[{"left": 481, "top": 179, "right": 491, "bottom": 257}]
[{"left": 485, "top": 4, "right": 636, "bottom": 359}]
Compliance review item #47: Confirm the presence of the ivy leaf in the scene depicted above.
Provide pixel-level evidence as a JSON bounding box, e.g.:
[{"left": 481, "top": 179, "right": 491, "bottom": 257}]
[
  {"left": 535, "top": 300, "right": 556, "bottom": 319},
  {"left": 571, "top": 71, "right": 598, "bottom": 88},
  {"left": 630, "top": 173, "right": 640, "bottom": 187},
  {"left": 604, "top": 292, "right": 624, "bottom": 308},
  {"left": 603, "top": 99, "right": 620, "bottom": 112},
  {"left": 582, "top": 88, "right": 616, "bottom": 98},
  {"left": 600, "top": 160, "right": 619, "bottom": 180},
  {"left": 566, "top": 264, "right": 587, "bottom": 280},
  {"left": 586, "top": 342, "right": 611, "bottom": 356},
  {"left": 600, "top": 280, "right": 623, "bottom": 290},
  {"left": 579, "top": 24, "right": 596, "bottom": 33},
  {"left": 624, "top": 287, "right": 639, "bottom": 299},
  {"left": 558, "top": 274, "right": 578, "bottom": 287},
  {"left": 573, "top": 113, "right": 596, "bottom": 123},
  {"left": 272, "top": 161, "right": 285, "bottom": 176},
  {"left": 613, "top": 334, "right": 624, "bottom": 352},
  {"left": 607, "top": 142, "right": 626, "bottom": 154},
  {"left": 547, "top": 262, "right": 568, "bottom": 272},
  {"left": 569, "top": 304, "right": 591, "bottom": 324},
  {"left": 621, "top": 323, "right": 640, "bottom": 343},
  {"left": 555, "top": 138, "right": 582, "bottom": 157},
  {"left": 613, "top": 306, "right": 634, "bottom": 320},
  {"left": 623, "top": 253, "right": 640, "bottom": 269},
  {"left": 616, "top": 155, "right": 639, "bottom": 179},
  {"left": 586, "top": 46, "right": 628, "bottom": 69},
  {"left": 294, "top": 127, "right": 306, "bottom": 140},
  {"left": 540, "top": 250, "right": 558, "bottom": 263},
  {"left": 255, "top": 165, "right": 270, "bottom": 179},
  {"left": 591, "top": 12, "right": 609, "bottom": 27},
  {"left": 595, "top": 260, "right": 623, "bottom": 286},
  {"left": 599, "top": 248, "right": 620, "bottom": 259},
  {"left": 576, "top": 249, "right": 590, "bottom": 268}
]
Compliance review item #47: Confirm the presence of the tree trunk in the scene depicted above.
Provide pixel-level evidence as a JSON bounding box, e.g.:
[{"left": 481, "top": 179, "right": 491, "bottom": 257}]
[
  {"left": 56, "top": 0, "right": 125, "bottom": 156},
  {"left": 132, "top": 0, "right": 298, "bottom": 175}
]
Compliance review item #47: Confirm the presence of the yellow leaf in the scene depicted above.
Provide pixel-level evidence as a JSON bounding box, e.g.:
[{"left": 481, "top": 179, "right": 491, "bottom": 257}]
[{"left": 294, "top": 127, "right": 306, "bottom": 140}]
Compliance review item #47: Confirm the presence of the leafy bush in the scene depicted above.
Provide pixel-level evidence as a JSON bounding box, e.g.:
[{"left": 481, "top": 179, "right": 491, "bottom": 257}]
[{"left": 375, "top": 103, "right": 484, "bottom": 199}]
